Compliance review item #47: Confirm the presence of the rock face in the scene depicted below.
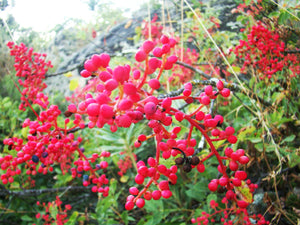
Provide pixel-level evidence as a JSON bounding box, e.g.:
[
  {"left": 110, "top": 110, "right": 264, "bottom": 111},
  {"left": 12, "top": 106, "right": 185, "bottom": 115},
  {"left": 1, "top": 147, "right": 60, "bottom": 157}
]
[{"left": 44, "top": 1, "right": 239, "bottom": 96}]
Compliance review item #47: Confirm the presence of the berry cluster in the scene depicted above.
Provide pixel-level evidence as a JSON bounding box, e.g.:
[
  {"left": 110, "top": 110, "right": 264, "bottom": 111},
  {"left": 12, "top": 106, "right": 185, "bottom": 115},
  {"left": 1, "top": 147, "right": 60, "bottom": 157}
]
[
  {"left": 3, "top": 35, "right": 269, "bottom": 224},
  {"left": 191, "top": 198, "right": 269, "bottom": 225},
  {"left": 35, "top": 196, "right": 72, "bottom": 225},
  {"left": 233, "top": 22, "right": 299, "bottom": 79},
  {"left": 7, "top": 42, "right": 52, "bottom": 110}
]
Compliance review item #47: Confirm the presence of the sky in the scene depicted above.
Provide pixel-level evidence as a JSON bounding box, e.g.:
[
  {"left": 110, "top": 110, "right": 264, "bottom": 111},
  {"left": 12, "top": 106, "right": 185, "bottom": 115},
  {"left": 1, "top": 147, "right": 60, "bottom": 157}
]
[{"left": 2, "top": 0, "right": 144, "bottom": 32}]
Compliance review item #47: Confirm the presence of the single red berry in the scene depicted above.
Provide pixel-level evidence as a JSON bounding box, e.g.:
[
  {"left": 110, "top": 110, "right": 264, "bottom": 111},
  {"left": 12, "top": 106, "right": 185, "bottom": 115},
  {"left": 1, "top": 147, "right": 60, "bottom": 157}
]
[
  {"left": 152, "top": 190, "right": 161, "bottom": 200},
  {"left": 125, "top": 201, "right": 134, "bottom": 210},
  {"left": 208, "top": 181, "right": 218, "bottom": 192},
  {"left": 129, "top": 187, "right": 139, "bottom": 195},
  {"left": 136, "top": 198, "right": 145, "bottom": 208},
  {"left": 135, "top": 49, "right": 147, "bottom": 62},
  {"left": 143, "top": 40, "right": 155, "bottom": 54},
  {"left": 148, "top": 78, "right": 160, "bottom": 90}
]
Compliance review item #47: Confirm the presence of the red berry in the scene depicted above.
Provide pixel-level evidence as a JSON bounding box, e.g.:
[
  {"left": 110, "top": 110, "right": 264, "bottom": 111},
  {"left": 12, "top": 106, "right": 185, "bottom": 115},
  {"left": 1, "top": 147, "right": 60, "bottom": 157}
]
[
  {"left": 123, "top": 83, "right": 137, "bottom": 95},
  {"left": 129, "top": 187, "right": 139, "bottom": 195},
  {"left": 118, "top": 99, "right": 133, "bottom": 111},
  {"left": 153, "top": 47, "right": 162, "bottom": 57},
  {"left": 135, "top": 49, "right": 147, "bottom": 62},
  {"left": 216, "top": 80, "right": 224, "bottom": 90},
  {"left": 86, "top": 103, "right": 100, "bottom": 117},
  {"left": 162, "top": 190, "right": 172, "bottom": 199},
  {"left": 197, "top": 164, "right": 205, "bottom": 173},
  {"left": 148, "top": 78, "right": 160, "bottom": 90},
  {"left": 208, "top": 181, "right": 218, "bottom": 192},
  {"left": 229, "top": 160, "right": 239, "bottom": 171},
  {"left": 105, "top": 79, "right": 118, "bottom": 91},
  {"left": 136, "top": 198, "right": 145, "bottom": 208},
  {"left": 235, "top": 171, "right": 247, "bottom": 180},
  {"left": 135, "top": 174, "right": 144, "bottom": 184},
  {"left": 221, "top": 88, "right": 230, "bottom": 97},
  {"left": 152, "top": 190, "right": 161, "bottom": 200},
  {"left": 100, "top": 104, "right": 114, "bottom": 119},
  {"left": 143, "top": 40, "right": 155, "bottom": 54},
  {"left": 144, "top": 102, "right": 157, "bottom": 115},
  {"left": 80, "top": 69, "right": 92, "bottom": 78},
  {"left": 125, "top": 201, "right": 134, "bottom": 210}
]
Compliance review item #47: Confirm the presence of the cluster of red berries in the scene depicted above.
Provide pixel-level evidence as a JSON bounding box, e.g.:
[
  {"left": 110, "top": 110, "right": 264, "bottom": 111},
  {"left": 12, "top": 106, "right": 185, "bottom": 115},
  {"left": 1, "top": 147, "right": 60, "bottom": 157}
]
[
  {"left": 117, "top": 152, "right": 136, "bottom": 177},
  {"left": 141, "top": 13, "right": 163, "bottom": 41},
  {"left": 35, "top": 196, "right": 72, "bottom": 225},
  {"left": 232, "top": 22, "right": 300, "bottom": 79},
  {"left": 7, "top": 42, "right": 52, "bottom": 110},
  {"left": 3, "top": 34, "right": 270, "bottom": 224},
  {"left": 191, "top": 199, "right": 269, "bottom": 225}
]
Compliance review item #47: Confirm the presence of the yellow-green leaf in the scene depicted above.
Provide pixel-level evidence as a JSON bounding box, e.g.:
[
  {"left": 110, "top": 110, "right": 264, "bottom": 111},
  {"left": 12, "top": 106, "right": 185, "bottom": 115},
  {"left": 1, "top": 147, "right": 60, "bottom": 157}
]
[{"left": 69, "top": 78, "right": 79, "bottom": 91}]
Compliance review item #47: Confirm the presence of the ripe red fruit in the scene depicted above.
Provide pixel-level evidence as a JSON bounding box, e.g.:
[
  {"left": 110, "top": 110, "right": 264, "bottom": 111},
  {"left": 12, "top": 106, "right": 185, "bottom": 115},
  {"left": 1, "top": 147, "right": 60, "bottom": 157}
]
[
  {"left": 162, "top": 190, "right": 172, "bottom": 199},
  {"left": 148, "top": 79, "right": 160, "bottom": 90},
  {"left": 117, "top": 115, "right": 132, "bottom": 128},
  {"left": 99, "top": 71, "right": 112, "bottom": 82},
  {"left": 135, "top": 174, "right": 144, "bottom": 184},
  {"left": 118, "top": 99, "right": 133, "bottom": 111},
  {"left": 84, "top": 59, "right": 97, "bottom": 72},
  {"left": 235, "top": 171, "right": 247, "bottom": 180},
  {"left": 205, "top": 85, "right": 213, "bottom": 96},
  {"left": 201, "top": 96, "right": 211, "bottom": 105},
  {"left": 105, "top": 79, "right": 118, "bottom": 91},
  {"left": 152, "top": 190, "right": 161, "bottom": 200},
  {"left": 208, "top": 181, "right": 218, "bottom": 192},
  {"left": 153, "top": 47, "right": 163, "bottom": 57},
  {"left": 99, "top": 53, "right": 110, "bottom": 68},
  {"left": 197, "top": 164, "right": 205, "bottom": 173},
  {"left": 144, "top": 102, "right": 157, "bottom": 115},
  {"left": 196, "top": 111, "right": 205, "bottom": 121},
  {"left": 123, "top": 83, "right": 137, "bottom": 95},
  {"left": 158, "top": 180, "right": 169, "bottom": 190},
  {"left": 113, "top": 66, "right": 128, "bottom": 83},
  {"left": 216, "top": 80, "right": 224, "bottom": 90},
  {"left": 136, "top": 198, "right": 145, "bottom": 208},
  {"left": 125, "top": 201, "right": 134, "bottom": 210},
  {"left": 221, "top": 88, "right": 230, "bottom": 97},
  {"left": 229, "top": 160, "right": 239, "bottom": 171},
  {"left": 239, "top": 156, "right": 249, "bottom": 164},
  {"left": 86, "top": 103, "right": 100, "bottom": 117},
  {"left": 129, "top": 187, "right": 139, "bottom": 195},
  {"left": 142, "top": 40, "right": 155, "bottom": 54},
  {"left": 227, "top": 135, "right": 237, "bottom": 144},
  {"left": 237, "top": 200, "right": 249, "bottom": 208},
  {"left": 100, "top": 104, "right": 114, "bottom": 119},
  {"left": 135, "top": 49, "right": 147, "bottom": 62},
  {"left": 80, "top": 69, "right": 92, "bottom": 78}
]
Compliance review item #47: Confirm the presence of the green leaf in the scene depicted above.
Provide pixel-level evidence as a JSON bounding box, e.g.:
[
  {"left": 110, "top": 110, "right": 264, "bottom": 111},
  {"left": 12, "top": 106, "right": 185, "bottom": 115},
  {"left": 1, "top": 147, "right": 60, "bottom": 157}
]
[
  {"left": 185, "top": 180, "right": 208, "bottom": 201},
  {"left": 65, "top": 211, "right": 79, "bottom": 225},
  {"left": 281, "top": 135, "right": 295, "bottom": 143},
  {"left": 249, "top": 137, "right": 262, "bottom": 143},
  {"left": 69, "top": 78, "right": 79, "bottom": 91},
  {"left": 21, "top": 215, "right": 33, "bottom": 221},
  {"left": 231, "top": 66, "right": 241, "bottom": 73}
]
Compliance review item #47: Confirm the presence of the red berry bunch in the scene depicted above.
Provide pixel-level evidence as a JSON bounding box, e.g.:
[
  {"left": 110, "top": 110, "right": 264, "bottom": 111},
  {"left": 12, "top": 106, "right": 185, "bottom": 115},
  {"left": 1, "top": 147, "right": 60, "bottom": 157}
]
[
  {"left": 35, "top": 196, "right": 72, "bottom": 225},
  {"left": 232, "top": 22, "right": 299, "bottom": 79},
  {"left": 141, "top": 13, "right": 163, "bottom": 42},
  {"left": 7, "top": 42, "right": 53, "bottom": 110}
]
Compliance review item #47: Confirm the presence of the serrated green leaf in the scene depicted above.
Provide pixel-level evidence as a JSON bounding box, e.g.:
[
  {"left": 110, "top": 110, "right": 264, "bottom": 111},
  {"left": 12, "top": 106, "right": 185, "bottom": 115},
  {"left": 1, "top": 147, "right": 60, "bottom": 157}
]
[{"left": 186, "top": 181, "right": 208, "bottom": 200}]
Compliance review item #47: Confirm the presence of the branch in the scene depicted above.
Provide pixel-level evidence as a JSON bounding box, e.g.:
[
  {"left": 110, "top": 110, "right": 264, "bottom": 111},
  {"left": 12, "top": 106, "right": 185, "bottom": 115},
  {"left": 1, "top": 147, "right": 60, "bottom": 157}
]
[{"left": 0, "top": 185, "right": 93, "bottom": 197}]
